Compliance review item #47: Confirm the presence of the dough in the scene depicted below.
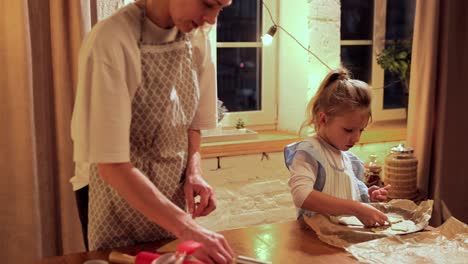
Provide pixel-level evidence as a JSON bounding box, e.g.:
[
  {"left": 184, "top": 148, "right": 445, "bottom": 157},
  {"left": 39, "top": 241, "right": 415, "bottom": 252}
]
[
  {"left": 332, "top": 213, "right": 417, "bottom": 234},
  {"left": 389, "top": 220, "right": 415, "bottom": 232},
  {"left": 370, "top": 219, "right": 416, "bottom": 234},
  {"left": 386, "top": 213, "right": 404, "bottom": 224},
  {"left": 333, "top": 213, "right": 407, "bottom": 229},
  {"left": 334, "top": 215, "right": 365, "bottom": 226}
]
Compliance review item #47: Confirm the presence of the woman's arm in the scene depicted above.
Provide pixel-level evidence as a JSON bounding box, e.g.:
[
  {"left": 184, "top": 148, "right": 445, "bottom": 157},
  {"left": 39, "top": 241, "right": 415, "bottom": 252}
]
[
  {"left": 97, "top": 162, "right": 193, "bottom": 236},
  {"left": 97, "top": 162, "right": 233, "bottom": 263},
  {"left": 184, "top": 129, "right": 216, "bottom": 218}
]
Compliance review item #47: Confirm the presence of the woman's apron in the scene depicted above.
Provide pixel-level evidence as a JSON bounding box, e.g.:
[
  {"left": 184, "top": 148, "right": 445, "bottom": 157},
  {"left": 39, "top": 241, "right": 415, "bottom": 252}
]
[{"left": 88, "top": 4, "right": 199, "bottom": 250}]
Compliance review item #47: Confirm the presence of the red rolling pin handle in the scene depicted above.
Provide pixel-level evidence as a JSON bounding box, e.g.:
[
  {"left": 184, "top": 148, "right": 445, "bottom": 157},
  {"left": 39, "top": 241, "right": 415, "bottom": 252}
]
[
  {"left": 109, "top": 240, "right": 204, "bottom": 264},
  {"left": 176, "top": 241, "right": 204, "bottom": 255},
  {"left": 135, "top": 251, "right": 161, "bottom": 264}
]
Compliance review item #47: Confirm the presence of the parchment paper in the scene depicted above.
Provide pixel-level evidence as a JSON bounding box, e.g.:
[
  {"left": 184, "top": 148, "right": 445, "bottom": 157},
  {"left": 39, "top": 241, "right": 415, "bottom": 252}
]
[
  {"left": 345, "top": 216, "right": 468, "bottom": 264},
  {"left": 303, "top": 199, "right": 433, "bottom": 248}
]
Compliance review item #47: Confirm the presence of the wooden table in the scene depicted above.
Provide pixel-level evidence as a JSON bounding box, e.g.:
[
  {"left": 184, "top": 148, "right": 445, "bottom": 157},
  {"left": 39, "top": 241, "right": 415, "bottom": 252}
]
[{"left": 38, "top": 220, "right": 358, "bottom": 264}]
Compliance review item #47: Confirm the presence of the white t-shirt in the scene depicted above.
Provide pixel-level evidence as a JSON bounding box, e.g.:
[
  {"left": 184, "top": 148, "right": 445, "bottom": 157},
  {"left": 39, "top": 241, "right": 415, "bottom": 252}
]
[{"left": 70, "top": 4, "right": 217, "bottom": 190}]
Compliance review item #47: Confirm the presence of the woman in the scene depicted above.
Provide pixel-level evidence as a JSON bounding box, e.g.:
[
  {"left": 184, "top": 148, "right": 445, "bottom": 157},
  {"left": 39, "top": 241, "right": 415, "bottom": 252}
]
[{"left": 71, "top": 0, "right": 233, "bottom": 263}]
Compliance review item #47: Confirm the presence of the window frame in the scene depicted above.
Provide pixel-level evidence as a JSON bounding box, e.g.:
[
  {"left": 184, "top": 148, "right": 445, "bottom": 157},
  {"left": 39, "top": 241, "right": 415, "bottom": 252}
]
[
  {"left": 213, "top": 0, "right": 278, "bottom": 130},
  {"left": 341, "top": 0, "right": 407, "bottom": 121}
]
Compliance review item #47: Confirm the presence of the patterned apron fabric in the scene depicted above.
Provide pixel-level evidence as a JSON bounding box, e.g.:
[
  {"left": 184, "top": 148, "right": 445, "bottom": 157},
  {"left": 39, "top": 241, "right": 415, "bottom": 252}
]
[{"left": 88, "top": 5, "right": 199, "bottom": 250}]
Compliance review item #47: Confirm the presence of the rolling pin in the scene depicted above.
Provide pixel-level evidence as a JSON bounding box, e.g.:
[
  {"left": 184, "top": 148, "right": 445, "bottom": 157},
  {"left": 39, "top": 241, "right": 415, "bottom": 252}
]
[
  {"left": 109, "top": 240, "right": 204, "bottom": 264},
  {"left": 109, "top": 251, "right": 203, "bottom": 264},
  {"left": 109, "top": 251, "right": 160, "bottom": 264}
]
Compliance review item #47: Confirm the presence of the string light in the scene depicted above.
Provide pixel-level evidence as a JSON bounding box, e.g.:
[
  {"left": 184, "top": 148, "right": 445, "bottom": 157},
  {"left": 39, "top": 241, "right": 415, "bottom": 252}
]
[
  {"left": 260, "top": 0, "right": 332, "bottom": 70},
  {"left": 259, "top": 0, "right": 403, "bottom": 91},
  {"left": 261, "top": 25, "right": 277, "bottom": 46}
]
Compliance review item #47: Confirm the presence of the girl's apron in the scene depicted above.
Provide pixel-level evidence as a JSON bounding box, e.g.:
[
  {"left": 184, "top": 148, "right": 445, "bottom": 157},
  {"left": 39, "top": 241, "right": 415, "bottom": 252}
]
[
  {"left": 88, "top": 3, "right": 199, "bottom": 250},
  {"left": 312, "top": 137, "right": 361, "bottom": 201}
]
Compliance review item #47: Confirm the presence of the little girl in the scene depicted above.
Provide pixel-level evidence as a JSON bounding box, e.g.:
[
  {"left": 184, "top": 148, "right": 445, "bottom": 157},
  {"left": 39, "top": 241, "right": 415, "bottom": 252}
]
[{"left": 284, "top": 68, "right": 390, "bottom": 227}]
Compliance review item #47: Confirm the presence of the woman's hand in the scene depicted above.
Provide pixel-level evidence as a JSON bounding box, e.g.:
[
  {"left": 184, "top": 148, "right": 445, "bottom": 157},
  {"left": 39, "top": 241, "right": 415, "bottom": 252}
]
[
  {"left": 368, "top": 185, "right": 391, "bottom": 202},
  {"left": 180, "top": 224, "right": 234, "bottom": 264},
  {"left": 185, "top": 129, "right": 216, "bottom": 219},
  {"left": 184, "top": 174, "right": 216, "bottom": 219},
  {"left": 354, "top": 203, "right": 388, "bottom": 226}
]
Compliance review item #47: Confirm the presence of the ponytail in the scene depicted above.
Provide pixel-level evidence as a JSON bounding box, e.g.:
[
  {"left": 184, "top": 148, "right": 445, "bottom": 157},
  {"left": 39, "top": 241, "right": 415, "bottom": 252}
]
[{"left": 299, "top": 68, "right": 371, "bottom": 136}]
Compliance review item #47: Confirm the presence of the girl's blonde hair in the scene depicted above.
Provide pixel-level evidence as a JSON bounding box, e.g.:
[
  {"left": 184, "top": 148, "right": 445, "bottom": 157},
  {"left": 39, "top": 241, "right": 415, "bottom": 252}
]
[{"left": 299, "top": 68, "right": 372, "bottom": 135}]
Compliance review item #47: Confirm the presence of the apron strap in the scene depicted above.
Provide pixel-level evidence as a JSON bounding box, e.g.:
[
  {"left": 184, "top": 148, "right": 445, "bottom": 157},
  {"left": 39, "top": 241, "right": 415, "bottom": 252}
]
[{"left": 138, "top": 0, "right": 146, "bottom": 46}]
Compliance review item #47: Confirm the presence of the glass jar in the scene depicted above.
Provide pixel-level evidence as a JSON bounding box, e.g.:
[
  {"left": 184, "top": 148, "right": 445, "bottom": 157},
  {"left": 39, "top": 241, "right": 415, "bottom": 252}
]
[
  {"left": 384, "top": 144, "right": 418, "bottom": 199},
  {"left": 364, "top": 154, "right": 383, "bottom": 187}
]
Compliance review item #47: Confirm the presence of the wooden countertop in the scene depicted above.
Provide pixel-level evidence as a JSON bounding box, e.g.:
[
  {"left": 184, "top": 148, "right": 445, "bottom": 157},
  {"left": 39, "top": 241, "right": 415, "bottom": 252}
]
[{"left": 38, "top": 220, "right": 358, "bottom": 264}]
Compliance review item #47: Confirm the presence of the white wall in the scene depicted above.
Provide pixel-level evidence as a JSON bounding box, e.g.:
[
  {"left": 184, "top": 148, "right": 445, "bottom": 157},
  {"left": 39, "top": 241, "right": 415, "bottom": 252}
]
[{"left": 277, "top": 0, "right": 341, "bottom": 133}]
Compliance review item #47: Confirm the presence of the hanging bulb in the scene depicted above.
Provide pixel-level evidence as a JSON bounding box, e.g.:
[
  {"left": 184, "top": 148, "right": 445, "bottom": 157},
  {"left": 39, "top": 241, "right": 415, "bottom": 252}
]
[
  {"left": 262, "top": 25, "right": 277, "bottom": 46},
  {"left": 262, "top": 34, "right": 273, "bottom": 46}
]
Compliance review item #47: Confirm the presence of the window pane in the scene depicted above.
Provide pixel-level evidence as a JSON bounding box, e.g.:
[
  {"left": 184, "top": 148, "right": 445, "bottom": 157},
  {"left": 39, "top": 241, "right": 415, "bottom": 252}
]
[
  {"left": 340, "top": 45, "right": 372, "bottom": 83},
  {"left": 386, "top": 0, "right": 416, "bottom": 40},
  {"left": 341, "top": 0, "right": 374, "bottom": 40},
  {"left": 381, "top": 40, "right": 411, "bottom": 109},
  {"left": 383, "top": 0, "right": 415, "bottom": 109},
  {"left": 217, "top": 1, "right": 261, "bottom": 42},
  {"left": 217, "top": 48, "right": 261, "bottom": 112},
  {"left": 383, "top": 71, "right": 407, "bottom": 109}
]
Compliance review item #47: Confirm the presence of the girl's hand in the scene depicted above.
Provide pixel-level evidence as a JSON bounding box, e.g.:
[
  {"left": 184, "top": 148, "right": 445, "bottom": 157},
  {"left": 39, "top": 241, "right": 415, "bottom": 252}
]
[
  {"left": 369, "top": 185, "right": 391, "bottom": 202},
  {"left": 355, "top": 203, "right": 388, "bottom": 227}
]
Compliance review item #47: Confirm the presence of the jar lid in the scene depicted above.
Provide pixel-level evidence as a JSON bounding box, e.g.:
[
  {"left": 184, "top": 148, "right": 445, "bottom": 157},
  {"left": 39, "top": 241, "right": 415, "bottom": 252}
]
[{"left": 391, "top": 144, "right": 414, "bottom": 154}]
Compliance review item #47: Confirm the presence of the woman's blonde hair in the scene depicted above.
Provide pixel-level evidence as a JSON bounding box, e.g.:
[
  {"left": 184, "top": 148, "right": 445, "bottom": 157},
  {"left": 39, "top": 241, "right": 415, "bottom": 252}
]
[{"left": 299, "top": 68, "right": 372, "bottom": 135}]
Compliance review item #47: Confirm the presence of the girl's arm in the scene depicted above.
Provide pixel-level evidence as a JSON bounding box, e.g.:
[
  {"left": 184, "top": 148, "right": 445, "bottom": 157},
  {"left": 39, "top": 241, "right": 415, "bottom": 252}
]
[
  {"left": 302, "top": 190, "right": 361, "bottom": 216},
  {"left": 97, "top": 163, "right": 233, "bottom": 263},
  {"left": 288, "top": 147, "right": 388, "bottom": 226},
  {"left": 301, "top": 190, "right": 388, "bottom": 226}
]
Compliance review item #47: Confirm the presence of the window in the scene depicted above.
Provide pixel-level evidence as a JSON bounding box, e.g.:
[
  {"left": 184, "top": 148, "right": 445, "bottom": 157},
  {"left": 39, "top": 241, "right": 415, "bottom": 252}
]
[
  {"left": 340, "top": 0, "right": 416, "bottom": 121},
  {"left": 105, "top": 0, "right": 277, "bottom": 130},
  {"left": 214, "top": 0, "right": 277, "bottom": 129}
]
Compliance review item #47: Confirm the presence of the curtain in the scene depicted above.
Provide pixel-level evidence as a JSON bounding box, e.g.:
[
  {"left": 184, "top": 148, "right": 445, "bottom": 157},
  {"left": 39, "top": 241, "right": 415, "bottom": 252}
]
[
  {"left": 0, "top": 0, "right": 91, "bottom": 262},
  {"left": 407, "top": 0, "right": 468, "bottom": 226}
]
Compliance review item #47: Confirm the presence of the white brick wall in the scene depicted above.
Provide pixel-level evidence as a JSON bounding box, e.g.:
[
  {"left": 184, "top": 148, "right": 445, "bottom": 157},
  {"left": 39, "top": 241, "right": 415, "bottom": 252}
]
[
  {"left": 278, "top": 0, "right": 341, "bottom": 133},
  {"left": 195, "top": 141, "right": 402, "bottom": 231}
]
